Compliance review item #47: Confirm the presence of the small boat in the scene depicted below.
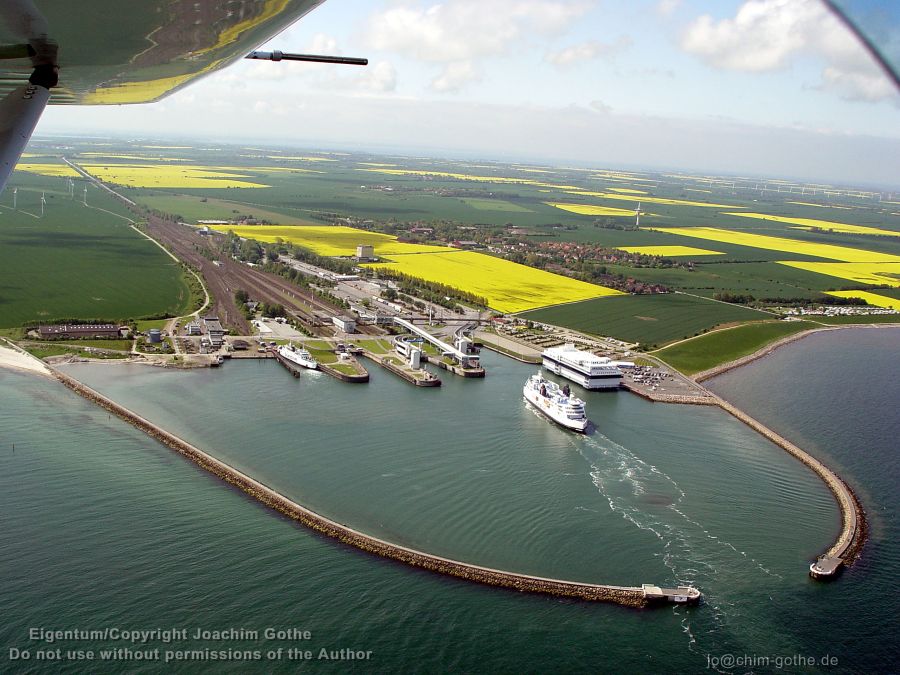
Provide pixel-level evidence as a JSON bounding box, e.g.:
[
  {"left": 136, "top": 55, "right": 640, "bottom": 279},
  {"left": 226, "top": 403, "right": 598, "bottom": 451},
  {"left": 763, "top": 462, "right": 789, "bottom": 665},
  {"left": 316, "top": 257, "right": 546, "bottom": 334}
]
[
  {"left": 523, "top": 373, "right": 589, "bottom": 432},
  {"left": 277, "top": 343, "right": 318, "bottom": 370}
]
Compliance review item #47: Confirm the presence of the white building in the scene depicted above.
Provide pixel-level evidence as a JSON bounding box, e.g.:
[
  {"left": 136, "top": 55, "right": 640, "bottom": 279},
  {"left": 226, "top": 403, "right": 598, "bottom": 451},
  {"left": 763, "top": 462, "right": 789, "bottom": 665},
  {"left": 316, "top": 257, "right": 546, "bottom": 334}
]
[{"left": 332, "top": 315, "right": 356, "bottom": 333}]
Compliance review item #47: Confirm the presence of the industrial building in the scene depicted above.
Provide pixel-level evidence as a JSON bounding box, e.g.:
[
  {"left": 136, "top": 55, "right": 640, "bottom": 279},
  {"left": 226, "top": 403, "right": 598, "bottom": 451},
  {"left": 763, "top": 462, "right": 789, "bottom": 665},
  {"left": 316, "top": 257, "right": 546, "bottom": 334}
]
[
  {"left": 355, "top": 244, "right": 375, "bottom": 262},
  {"left": 332, "top": 315, "right": 356, "bottom": 333},
  {"left": 38, "top": 324, "right": 121, "bottom": 339},
  {"left": 203, "top": 315, "right": 225, "bottom": 348}
]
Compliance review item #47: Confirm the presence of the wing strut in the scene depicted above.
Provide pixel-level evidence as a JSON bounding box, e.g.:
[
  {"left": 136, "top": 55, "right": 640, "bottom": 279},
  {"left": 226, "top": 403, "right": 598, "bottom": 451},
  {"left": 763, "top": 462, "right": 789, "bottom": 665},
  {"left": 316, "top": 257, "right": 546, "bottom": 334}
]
[
  {"left": 0, "top": 39, "right": 57, "bottom": 194},
  {"left": 246, "top": 50, "right": 368, "bottom": 66}
]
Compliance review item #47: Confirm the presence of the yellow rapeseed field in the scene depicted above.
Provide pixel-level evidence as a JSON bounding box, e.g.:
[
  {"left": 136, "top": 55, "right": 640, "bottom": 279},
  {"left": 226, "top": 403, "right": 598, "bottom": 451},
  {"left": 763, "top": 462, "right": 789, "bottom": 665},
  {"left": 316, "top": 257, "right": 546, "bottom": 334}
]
[
  {"left": 356, "top": 168, "right": 581, "bottom": 190},
  {"left": 609, "top": 188, "right": 647, "bottom": 194},
  {"left": 80, "top": 164, "right": 270, "bottom": 189},
  {"left": 211, "top": 225, "right": 447, "bottom": 257},
  {"left": 647, "top": 227, "right": 900, "bottom": 263},
  {"left": 724, "top": 212, "right": 897, "bottom": 236},
  {"left": 368, "top": 251, "right": 622, "bottom": 313},
  {"left": 823, "top": 290, "right": 900, "bottom": 310},
  {"left": 14, "top": 163, "right": 80, "bottom": 178},
  {"left": 618, "top": 246, "right": 724, "bottom": 256},
  {"left": 545, "top": 202, "right": 636, "bottom": 216},
  {"left": 214, "top": 224, "right": 621, "bottom": 312},
  {"left": 788, "top": 224, "right": 899, "bottom": 236},
  {"left": 568, "top": 190, "right": 738, "bottom": 208},
  {"left": 778, "top": 261, "right": 900, "bottom": 287}
]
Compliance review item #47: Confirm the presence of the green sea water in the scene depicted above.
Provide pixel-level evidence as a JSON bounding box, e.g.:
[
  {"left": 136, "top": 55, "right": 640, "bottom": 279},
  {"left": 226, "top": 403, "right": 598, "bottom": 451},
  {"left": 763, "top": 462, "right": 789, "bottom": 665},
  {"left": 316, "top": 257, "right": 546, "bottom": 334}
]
[{"left": 0, "top": 330, "right": 896, "bottom": 673}]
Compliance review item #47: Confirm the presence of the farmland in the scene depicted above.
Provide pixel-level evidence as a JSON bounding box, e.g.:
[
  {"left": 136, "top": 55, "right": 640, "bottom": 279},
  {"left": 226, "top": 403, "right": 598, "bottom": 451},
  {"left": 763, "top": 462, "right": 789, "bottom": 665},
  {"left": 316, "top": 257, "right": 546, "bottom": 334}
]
[
  {"left": 367, "top": 250, "right": 622, "bottom": 313},
  {"left": 0, "top": 176, "right": 192, "bottom": 328},
  {"left": 520, "top": 293, "right": 771, "bottom": 346},
  {"left": 647, "top": 227, "right": 900, "bottom": 263},
  {"left": 215, "top": 225, "right": 448, "bottom": 257},
  {"left": 14, "top": 162, "right": 81, "bottom": 178},
  {"left": 723, "top": 212, "right": 900, "bottom": 236},
  {"left": 13, "top": 137, "right": 896, "bottom": 353},
  {"left": 461, "top": 198, "right": 532, "bottom": 212},
  {"left": 653, "top": 320, "right": 821, "bottom": 375},
  {"left": 824, "top": 290, "right": 900, "bottom": 310},
  {"left": 618, "top": 245, "right": 724, "bottom": 256},
  {"left": 80, "top": 164, "right": 271, "bottom": 189}
]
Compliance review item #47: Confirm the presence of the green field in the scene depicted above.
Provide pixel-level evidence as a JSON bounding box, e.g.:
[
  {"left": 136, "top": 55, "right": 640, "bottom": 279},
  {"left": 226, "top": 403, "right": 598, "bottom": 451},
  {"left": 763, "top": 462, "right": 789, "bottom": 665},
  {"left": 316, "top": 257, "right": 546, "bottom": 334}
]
[
  {"left": 136, "top": 194, "right": 313, "bottom": 225},
  {"left": 520, "top": 293, "right": 772, "bottom": 346},
  {"left": 0, "top": 176, "right": 192, "bottom": 328},
  {"left": 653, "top": 320, "right": 820, "bottom": 375},
  {"left": 20, "top": 138, "right": 898, "bottom": 348},
  {"left": 460, "top": 198, "right": 532, "bottom": 212}
]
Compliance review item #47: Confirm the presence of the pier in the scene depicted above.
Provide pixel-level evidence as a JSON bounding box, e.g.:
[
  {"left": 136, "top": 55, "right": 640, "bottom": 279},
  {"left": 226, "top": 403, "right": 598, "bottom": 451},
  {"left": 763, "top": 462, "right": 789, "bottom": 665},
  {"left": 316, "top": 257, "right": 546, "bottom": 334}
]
[
  {"left": 394, "top": 318, "right": 485, "bottom": 376},
  {"left": 360, "top": 349, "right": 441, "bottom": 387},
  {"left": 51, "top": 367, "right": 700, "bottom": 609},
  {"left": 271, "top": 346, "right": 369, "bottom": 383}
]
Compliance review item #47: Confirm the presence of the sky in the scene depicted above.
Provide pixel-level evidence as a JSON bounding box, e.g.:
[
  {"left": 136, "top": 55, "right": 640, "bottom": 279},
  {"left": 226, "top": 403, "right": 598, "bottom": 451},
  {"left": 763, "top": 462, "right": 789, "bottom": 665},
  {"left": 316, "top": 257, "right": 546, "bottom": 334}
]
[{"left": 40, "top": 0, "right": 900, "bottom": 187}]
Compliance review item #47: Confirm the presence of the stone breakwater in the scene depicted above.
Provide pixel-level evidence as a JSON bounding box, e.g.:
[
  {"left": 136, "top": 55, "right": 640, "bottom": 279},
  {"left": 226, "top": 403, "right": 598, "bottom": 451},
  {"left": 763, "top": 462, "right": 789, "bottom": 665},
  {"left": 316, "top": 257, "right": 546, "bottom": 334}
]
[
  {"left": 52, "top": 369, "right": 660, "bottom": 608},
  {"left": 714, "top": 396, "right": 865, "bottom": 566}
]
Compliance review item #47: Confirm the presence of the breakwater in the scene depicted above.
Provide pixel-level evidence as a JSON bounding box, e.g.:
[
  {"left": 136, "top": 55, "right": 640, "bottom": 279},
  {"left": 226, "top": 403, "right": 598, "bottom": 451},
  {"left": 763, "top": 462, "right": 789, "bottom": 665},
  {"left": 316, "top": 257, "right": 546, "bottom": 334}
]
[
  {"left": 713, "top": 395, "right": 865, "bottom": 569},
  {"left": 51, "top": 368, "right": 693, "bottom": 608}
]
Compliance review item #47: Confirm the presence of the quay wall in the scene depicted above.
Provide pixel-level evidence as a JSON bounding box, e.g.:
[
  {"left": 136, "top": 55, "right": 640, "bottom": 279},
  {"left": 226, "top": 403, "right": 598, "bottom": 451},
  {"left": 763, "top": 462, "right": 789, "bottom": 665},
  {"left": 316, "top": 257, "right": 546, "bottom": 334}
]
[
  {"left": 361, "top": 352, "right": 441, "bottom": 387},
  {"left": 52, "top": 369, "right": 650, "bottom": 608},
  {"left": 620, "top": 383, "right": 715, "bottom": 406},
  {"left": 317, "top": 360, "right": 369, "bottom": 383}
]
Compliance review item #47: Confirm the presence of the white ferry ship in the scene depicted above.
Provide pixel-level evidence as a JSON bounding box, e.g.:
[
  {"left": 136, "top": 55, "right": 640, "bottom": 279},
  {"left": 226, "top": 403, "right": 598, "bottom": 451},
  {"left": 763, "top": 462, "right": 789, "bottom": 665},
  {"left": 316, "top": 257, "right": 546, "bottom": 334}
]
[
  {"left": 542, "top": 344, "right": 623, "bottom": 390},
  {"left": 277, "top": 343, "right": 318, "bottom": 370},
  {"left": 523, "top": 373, "right": 589, "bottom": 432}
]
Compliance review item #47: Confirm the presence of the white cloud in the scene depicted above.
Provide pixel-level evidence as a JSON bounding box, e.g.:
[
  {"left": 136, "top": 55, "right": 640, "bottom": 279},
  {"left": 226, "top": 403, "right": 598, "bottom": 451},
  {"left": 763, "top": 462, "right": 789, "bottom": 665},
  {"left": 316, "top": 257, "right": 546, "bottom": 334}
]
[
  {"left": 544, "top": 37, "right": 632, "bottom": 67},
  {"left": 656, "top": 0, "right": 681, "bottom": 17},
  {"left": 358, "top": 60, "right": 398, "bottom": 93},
  {"left": 364, "top": 0, "right": 594, "bottom": 90},
  {"left": 680, "top": 0, "right": 897, "bottom": 102},
  {"left": 431, "top": 61, "right": 479, "bottom": 92}
]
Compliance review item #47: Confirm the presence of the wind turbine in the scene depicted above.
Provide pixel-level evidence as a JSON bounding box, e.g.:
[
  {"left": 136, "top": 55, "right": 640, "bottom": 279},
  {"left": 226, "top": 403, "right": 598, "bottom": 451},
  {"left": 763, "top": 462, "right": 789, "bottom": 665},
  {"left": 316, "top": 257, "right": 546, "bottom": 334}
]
[
  {"left": 68, "top": 178, "right": 74, "bottom": 198},
  {"left": 40, "top": 191, "right": 46, "bottom": 217},
  {"left": 634, "top": 202, "right": 643, "bottom": 228},
  {"left": 83, "top": 185, "right": 87, "bottom": 205},
  {"left": 12, "top": 187, "right": 16, "bottom": 209}
]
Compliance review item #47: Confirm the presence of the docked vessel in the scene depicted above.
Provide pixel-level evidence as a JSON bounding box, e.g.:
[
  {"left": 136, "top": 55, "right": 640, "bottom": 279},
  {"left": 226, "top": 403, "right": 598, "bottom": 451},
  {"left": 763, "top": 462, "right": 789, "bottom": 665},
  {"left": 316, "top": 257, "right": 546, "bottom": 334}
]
[
  {"left": 523, "top": 373, "right": 589, "bottom": 432},
  {"left": 542, "top": 344, "right": 623, "bottom": 390},
  {"left": 277, "top": 343, "right": 318, "bottom": 370}
]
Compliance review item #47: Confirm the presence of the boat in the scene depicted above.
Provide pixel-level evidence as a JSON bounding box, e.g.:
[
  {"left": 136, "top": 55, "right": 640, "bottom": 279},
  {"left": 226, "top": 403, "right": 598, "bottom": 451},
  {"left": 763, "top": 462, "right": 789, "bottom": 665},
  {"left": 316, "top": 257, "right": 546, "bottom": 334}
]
[
  {"left": 523, "top": 373, "right": 589, "bottom": 432},
  {"left": 277, "top": 343, "right": 318, "bottom": 370},
  {"left": 542, "top": 344, "right": 623, "bottom": 390}
]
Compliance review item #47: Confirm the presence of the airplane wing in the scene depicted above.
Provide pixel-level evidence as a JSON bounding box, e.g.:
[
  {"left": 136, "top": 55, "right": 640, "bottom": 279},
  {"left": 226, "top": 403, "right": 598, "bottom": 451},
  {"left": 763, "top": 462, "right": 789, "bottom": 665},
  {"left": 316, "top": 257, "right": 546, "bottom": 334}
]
[{"left": 0, "top": 0, "right": 327, "bottom": 191}]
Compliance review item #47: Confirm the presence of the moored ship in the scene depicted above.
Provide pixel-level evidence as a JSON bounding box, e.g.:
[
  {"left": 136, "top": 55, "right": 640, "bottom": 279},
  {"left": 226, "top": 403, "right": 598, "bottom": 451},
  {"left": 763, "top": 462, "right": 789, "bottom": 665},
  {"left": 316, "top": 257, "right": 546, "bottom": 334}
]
[
  {"left": 277, "top": 343, "right": 318, "bottom": 370},
  {"left": 542, "top": 344, "right": 623, "bottom": 390},
  {"left": 523, "top": 373, "right": 589, "bottom": 432}
]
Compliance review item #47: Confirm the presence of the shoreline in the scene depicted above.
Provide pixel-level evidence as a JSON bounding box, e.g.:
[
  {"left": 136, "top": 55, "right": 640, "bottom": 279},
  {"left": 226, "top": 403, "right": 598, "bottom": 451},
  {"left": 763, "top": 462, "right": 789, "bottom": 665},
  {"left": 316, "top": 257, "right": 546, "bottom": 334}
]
[{"left": 693, "top": 323, "right": 900, "bottom": 382}]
